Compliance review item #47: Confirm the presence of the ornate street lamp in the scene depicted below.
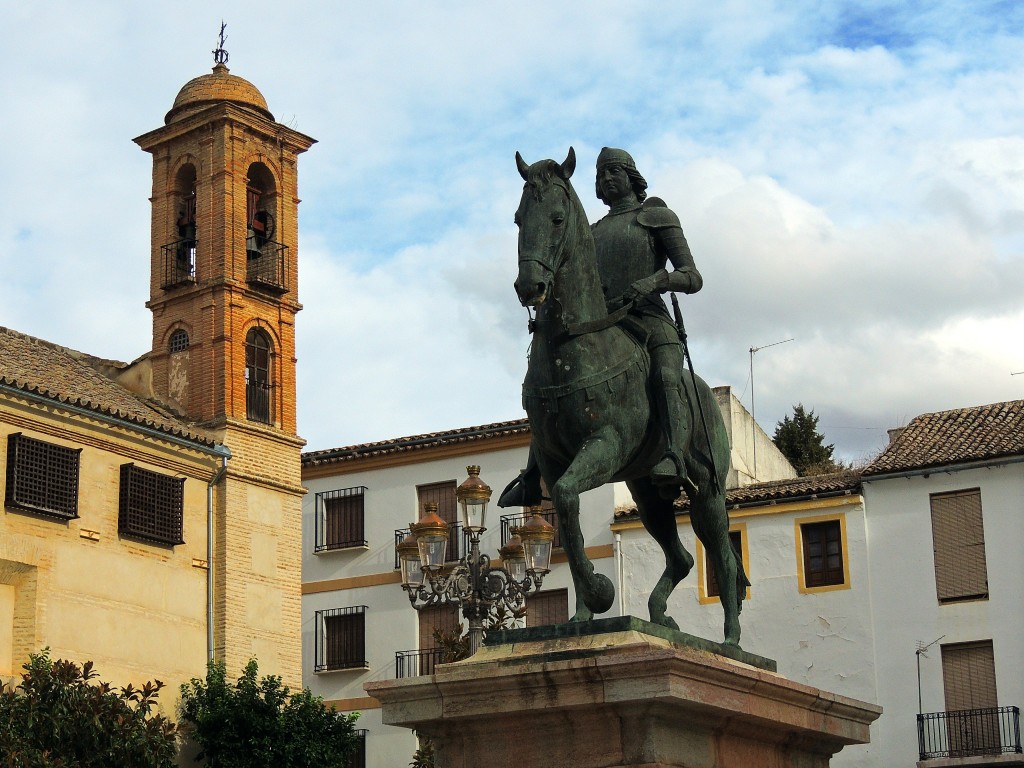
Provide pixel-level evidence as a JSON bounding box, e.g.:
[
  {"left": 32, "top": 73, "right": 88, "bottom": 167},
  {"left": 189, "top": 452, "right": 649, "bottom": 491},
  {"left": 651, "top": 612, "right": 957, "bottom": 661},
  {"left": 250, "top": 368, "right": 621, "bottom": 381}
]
[{"left": 400, "top": 466, "right": 555, "bottom": 655}]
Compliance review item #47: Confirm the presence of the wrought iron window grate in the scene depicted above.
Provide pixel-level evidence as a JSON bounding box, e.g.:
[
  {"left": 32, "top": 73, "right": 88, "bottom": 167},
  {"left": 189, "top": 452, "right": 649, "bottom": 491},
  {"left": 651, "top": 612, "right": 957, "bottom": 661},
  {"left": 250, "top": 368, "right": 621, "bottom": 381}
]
[
  {"left": 5, "top": 433, "right": 81, "bottom": 520},
  {"left": 118, "top": 464, "right": 185, "bottom": 546},
  {"left": 315, "top": 486, "right": 367, "bottom": 552},
  {"left": 315, "top": 606, "right": 367, "bottom": 673},
  {"left": 346, "top": 729, "right": 368, "bottom": 768}
]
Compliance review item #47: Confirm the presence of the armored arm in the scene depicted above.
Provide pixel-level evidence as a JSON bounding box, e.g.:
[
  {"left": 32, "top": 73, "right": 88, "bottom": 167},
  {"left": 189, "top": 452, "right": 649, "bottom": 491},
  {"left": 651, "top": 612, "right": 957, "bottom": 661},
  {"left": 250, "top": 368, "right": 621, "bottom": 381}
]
[{"left": 640, "top": 201, "right": 702, "bottom": 295}]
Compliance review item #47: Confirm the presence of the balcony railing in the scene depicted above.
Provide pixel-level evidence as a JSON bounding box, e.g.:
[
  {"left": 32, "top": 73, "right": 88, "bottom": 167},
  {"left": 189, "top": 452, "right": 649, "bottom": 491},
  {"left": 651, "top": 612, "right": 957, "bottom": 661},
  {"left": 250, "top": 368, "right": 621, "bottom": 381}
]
[
  {"left": 500, "top": 509, "right": 561, "bottom": 550},
  {"left": 246, "top": 239, "right": 289, "bottom": 293},
  {"left": 395, "top": 648, "right": 446, "bottom": 679},
  {"left": 161, "top": 240, "right": 196, "bottom": 289},
  {"left": 394, "top": 523, "right": 468, "bottom": 569},
  {"left": 918, "top": 706, "right": 1021, "bottom": 760}
]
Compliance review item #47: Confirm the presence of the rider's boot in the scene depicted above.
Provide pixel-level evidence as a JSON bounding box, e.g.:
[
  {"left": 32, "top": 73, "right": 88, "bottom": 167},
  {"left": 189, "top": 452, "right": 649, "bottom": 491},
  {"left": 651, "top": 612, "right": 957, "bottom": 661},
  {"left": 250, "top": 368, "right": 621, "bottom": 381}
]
[
  {"left": 497, "top": 450, "right": 544, "bottom": 508},
  {"left": 651, "top": 372, "right": 698, "bottom": 498}
]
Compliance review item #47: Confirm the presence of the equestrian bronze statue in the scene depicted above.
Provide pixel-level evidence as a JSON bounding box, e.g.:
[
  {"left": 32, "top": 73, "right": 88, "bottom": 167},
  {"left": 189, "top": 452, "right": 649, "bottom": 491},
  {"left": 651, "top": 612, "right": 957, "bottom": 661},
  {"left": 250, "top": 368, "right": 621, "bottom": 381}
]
[{"left": 502, "top": 147, "right": 748, "bottom": 646}]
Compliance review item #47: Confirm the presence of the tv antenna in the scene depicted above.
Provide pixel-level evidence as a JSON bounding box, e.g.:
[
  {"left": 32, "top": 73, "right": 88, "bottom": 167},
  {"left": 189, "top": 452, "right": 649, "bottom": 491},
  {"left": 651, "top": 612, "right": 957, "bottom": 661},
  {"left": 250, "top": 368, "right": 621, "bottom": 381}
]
[{"left": 915, "top": 635, "right": 945, "bottom": 714}]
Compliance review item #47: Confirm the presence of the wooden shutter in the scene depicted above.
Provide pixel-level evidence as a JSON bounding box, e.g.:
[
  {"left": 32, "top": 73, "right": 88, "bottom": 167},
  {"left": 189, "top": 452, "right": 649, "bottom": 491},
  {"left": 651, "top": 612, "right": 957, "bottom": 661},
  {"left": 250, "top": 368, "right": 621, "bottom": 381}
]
[
  {"left": 418, "top": 603, "right": 460, "bottom": 650},
  {"left": 942, "top": 641, "right": 1000, "bottom": 755},
  {"left": 325, "top": 492, "right": 364, "bottom": 548},
  {"left": 931, "top": 490, "right": 988, "bottom": 603},
  {"left": 417, "top": 481, "right": 458, "bottom": 523},
  {"left": 526, "top": 589, "right": 569, "bottom": 627}
]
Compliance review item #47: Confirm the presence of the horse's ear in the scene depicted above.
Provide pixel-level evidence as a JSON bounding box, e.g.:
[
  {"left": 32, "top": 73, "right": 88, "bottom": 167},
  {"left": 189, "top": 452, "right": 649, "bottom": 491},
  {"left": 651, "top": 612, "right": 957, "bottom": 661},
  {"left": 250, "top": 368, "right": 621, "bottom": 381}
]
[
  {"left": 559, "top": 147, "right": 576, "bottom": 180},
  {"left": 516, "top": 151, "right": 529, "bottom": 181}
]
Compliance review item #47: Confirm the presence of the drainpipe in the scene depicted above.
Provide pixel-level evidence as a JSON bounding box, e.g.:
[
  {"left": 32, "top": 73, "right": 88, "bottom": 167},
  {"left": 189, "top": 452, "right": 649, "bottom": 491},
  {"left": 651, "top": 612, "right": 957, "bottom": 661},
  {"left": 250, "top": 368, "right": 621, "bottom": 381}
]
[
  {"left": 207, "top": 454, "right": 229, "bottom": 664},
  {"left": 614, "top": 532, "right": 624, "bottom": 615}
]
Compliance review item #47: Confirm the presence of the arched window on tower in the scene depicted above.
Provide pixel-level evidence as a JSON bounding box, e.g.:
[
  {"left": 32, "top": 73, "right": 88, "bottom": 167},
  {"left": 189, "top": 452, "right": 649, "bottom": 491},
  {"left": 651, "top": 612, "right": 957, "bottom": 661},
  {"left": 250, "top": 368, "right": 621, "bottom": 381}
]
[
  {"left": 245, "top": 163, "right": 287, "bottom": 293},
  {"left": 162, "top": 164, "right": 197, "bottom": 289},
  {"left": 245, "top": 328, "right": 273, "bottom": 424}
]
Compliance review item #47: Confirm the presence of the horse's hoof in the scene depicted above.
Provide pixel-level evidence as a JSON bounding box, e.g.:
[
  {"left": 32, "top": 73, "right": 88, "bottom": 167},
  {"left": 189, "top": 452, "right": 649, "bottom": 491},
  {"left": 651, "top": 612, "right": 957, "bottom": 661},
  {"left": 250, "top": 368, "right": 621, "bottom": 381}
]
[
  {"left": 570, "top": 609, "right": 594, "bottom": 623},
  {"left": 585, "top": 573, "right": 615, "bottom": 614},
  {"left": 652, "top": 615, "right": 679, "bottom": 631}
]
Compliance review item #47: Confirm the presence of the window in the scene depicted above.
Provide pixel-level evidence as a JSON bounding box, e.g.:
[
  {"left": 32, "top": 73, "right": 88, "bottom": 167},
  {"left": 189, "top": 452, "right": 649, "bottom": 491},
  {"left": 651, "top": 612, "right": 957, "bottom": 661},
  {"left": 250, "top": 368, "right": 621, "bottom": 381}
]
[
  {"left": 244, "top": 328, "right": 272, "bottom": 424},
  {"left": 931, "top": 489, "right": 988, "bottom": 603},
  {"left": 526, "top": 588, "right": 568, "bottom": 627},
  {"left": 5, "top": 434, "right": 81, "bottom": 520},
  {"left": 347, "top": 729, "right": 368, "bottom": 768},
  {"left": 118, "top": 464, "right": 185, "bottom": 546},
  {"left": 315, "top": 606, "right": 367, "bottom": 672},
  {"left": 698, "top": 525, "right": 750, "bottom": 604},
  {"left": 796, "top": 514, "right": 849, "bottom": 592},
  {"left": 168, "top": 329, "right": 189, "bottom": 354},
  {"left": 941, "top": 641, "right": 1000, "bottom": 756},
  {"left": 315, "top": 487, "right": 367, "bottom": 552},
  {"left": 416, "top": 480, "right": 464, "bottom": 562}
]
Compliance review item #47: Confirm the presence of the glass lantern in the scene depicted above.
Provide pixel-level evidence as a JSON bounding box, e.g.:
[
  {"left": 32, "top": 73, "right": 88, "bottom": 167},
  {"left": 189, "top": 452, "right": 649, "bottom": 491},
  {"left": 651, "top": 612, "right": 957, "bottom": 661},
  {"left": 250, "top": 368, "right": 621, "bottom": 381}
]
[
  {"left": 456, "top": 465, "right": 491, "bottom": 533},
  {"left": 397, "top": 532, "right": 423, "bottom": 589},
  {"left": 410, "top": 502, "right": 450, "bottom": 571},
  {"left": 516, "top": 512, "right": 555, "bottom": 575},
  {"left": 499, "top": 535, "right": 527, "bottom": 583}
]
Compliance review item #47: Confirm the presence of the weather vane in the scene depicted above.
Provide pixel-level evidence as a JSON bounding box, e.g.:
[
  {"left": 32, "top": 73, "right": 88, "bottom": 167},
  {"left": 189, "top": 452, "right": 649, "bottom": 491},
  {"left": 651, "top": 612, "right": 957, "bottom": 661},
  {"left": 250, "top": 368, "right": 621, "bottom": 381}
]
[{"left": 213, "top": 21, "right": 229, "bottom": 66}]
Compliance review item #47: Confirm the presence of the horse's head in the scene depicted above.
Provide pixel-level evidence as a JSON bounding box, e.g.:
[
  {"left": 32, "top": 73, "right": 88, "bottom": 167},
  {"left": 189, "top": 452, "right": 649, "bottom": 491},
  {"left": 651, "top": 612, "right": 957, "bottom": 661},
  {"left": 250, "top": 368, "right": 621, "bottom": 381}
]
[{"left": 513, "top": 147, "right": 578, "bottom": 307}]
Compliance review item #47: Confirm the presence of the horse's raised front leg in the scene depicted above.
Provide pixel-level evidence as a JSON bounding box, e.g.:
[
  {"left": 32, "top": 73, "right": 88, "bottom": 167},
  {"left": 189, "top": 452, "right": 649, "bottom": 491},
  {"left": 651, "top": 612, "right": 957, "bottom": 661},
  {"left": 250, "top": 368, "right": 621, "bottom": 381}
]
[
  {"left": 690, "top": 487, "right": 743, "bottom": 647},
  {"left": 543, "top": 432, "right": 620, "bottom": 621},
  {"left": 627, "top": 478, "right": 693, "bottom": 630}
]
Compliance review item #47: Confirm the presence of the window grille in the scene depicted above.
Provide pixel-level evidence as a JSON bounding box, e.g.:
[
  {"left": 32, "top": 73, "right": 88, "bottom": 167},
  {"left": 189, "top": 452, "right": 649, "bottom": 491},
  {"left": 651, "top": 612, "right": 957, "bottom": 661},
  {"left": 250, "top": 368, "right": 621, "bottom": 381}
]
[
  {"left": 801, "top": 520, "right": 844, "bottom": 588},
  {"left": 118, "top": 464, "right": 185, "bottom": 546},
  {"left": 314, "top": 486, "right": 367, "bottom": 551},
  {"left": 168, "top": 329, "right": 189, "bottom": 354},
  {"left": 526, "top": 588, "right": 569, "bottom": 627},
  {"left": 245, "top": 328, "right": 273, "bottom": 424},
  {"left": 346, "top": 729, "right": 368, "bottom": 768},
  {"left": 930, "top": 489, "right": 988, "bottom": 603},
  {"left": 706, "top": 530, "right": 743, "bottom": 598},
  {"left": 5, "top": 433, "right": 81, "bottom": 520},
  {"left": 315, "top": 606, "right": 367, "bottom": 672}
]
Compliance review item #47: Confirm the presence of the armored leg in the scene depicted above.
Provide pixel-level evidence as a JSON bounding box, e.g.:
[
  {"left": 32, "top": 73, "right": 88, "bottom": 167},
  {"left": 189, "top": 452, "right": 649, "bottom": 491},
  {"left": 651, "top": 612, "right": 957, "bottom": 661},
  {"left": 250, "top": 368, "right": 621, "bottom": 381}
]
[{"left": 650, "top": 344, "right": 696, "bottom": 496}]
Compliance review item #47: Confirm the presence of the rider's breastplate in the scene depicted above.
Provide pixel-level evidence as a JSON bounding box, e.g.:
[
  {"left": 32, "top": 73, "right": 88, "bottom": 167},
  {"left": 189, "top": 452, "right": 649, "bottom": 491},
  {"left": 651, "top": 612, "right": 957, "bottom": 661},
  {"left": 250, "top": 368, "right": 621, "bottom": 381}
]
[{"left": 593, "top": 208, "right": 667, "bottom": 316}]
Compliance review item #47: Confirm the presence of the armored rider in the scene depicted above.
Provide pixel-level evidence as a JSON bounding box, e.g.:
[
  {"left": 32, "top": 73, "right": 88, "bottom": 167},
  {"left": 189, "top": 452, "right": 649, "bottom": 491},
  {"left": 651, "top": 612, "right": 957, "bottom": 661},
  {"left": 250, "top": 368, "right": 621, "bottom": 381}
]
[{"left": 592, "top": 147, "right": 702, "bottom": 494}]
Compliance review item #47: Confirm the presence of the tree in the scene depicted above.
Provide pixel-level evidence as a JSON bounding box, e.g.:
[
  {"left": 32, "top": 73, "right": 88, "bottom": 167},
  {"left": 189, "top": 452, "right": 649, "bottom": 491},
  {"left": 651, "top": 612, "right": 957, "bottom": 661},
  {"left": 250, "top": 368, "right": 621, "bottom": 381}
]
[
  {"left": 178, "top": 659, "right": 359, "bottom": 768},
  {"left": 0, "top": 649, "right": 177, "bottom": 768},
  {"left": 772, "top": 404, "right": 837, "bottom": 476}
]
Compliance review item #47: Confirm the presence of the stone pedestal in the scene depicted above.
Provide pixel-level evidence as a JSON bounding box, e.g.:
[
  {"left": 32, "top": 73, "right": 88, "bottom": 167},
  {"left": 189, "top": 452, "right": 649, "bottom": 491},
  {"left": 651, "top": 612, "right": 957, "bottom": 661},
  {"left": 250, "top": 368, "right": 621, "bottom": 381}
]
[{"left": 366, "top": 617, "right": 881, "bottom": 768}]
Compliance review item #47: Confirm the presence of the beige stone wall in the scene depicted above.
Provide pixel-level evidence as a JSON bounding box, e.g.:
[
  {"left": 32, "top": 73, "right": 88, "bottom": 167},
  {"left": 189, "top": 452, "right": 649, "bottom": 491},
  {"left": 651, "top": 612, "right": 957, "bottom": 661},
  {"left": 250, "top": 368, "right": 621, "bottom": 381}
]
[{"left": 0, "top": 394, "right": 220, "bottom": 705}]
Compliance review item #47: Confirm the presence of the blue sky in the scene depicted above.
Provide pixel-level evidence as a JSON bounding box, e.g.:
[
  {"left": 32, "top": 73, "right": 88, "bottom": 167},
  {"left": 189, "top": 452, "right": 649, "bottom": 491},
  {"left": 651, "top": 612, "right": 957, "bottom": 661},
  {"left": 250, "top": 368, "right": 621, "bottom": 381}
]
[{"left": 2, "top": 1, "right": 1022, "bottom": 463}]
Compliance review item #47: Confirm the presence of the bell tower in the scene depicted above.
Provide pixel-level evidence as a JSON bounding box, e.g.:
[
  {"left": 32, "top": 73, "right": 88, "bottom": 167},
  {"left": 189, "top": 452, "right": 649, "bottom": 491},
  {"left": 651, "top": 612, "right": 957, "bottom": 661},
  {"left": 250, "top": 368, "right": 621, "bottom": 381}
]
[{"left": 134, "top": 44, "right": 315, "bottom": 684}]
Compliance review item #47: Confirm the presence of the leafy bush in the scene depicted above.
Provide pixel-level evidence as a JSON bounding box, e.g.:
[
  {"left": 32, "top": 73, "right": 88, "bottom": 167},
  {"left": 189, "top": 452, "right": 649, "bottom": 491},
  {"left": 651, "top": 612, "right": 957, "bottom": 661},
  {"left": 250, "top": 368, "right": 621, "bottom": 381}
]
[
  {"left": 178, "top": 659, "right": 359, "bottom": 767},
  {"left": 0, "top": 649, "right": 177, "bottom": 768}
]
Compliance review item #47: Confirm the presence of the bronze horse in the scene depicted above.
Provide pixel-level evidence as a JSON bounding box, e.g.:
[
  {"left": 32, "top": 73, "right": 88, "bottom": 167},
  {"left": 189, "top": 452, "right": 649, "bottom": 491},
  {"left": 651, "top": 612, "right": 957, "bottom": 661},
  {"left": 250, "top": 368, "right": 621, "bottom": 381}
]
[{"left": 510, "top": 148, "right": 747, "bottom": 645}]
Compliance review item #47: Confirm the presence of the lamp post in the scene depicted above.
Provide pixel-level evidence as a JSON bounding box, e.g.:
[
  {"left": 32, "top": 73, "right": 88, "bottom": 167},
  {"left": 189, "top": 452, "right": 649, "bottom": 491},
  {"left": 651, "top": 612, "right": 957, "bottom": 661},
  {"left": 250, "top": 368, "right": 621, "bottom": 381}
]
[{"left": 399, "top": 465, "right": 555, "bottom": 656}]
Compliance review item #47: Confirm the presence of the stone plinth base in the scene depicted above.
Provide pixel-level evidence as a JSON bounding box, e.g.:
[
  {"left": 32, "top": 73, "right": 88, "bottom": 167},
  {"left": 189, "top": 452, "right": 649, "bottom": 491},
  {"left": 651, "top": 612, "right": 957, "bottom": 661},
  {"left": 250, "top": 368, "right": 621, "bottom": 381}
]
[{"left": 366, "top": 618, "right": 881, "bottom": 768}]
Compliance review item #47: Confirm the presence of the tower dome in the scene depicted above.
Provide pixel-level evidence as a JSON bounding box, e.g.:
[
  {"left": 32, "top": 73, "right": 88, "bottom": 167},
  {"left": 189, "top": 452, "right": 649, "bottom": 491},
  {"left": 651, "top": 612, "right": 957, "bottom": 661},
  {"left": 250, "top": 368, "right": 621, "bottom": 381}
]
[{"left": 165, "top": 62, "right": 274, "bottom": 124}]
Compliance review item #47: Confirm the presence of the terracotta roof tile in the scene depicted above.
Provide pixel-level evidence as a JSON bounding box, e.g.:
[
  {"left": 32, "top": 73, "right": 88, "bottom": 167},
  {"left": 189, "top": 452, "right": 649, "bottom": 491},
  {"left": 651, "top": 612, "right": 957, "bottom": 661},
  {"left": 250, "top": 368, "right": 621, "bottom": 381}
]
[
  {"left": 302, "top": 419, "right": 530, "bottom": 467},
  {"left": 0, "top": 326, "right": 215, "bottom": 447},
  {"left": 863, "top": 400, "right": 1024, "bottom": 477},
  {"left": 614, "top": 471, "right": 862, "bottom": 520}
]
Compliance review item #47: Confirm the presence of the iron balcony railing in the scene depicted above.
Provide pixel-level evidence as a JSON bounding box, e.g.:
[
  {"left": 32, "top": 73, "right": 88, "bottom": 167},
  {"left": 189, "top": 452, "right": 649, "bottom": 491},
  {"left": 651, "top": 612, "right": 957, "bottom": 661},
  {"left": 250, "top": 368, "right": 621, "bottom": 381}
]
[
  {"left": 500, "top": 509, "right": 561, "bottom": 550},
  {"left": 246, "top": 239, "right": 289, "bottom": 293},
  {"left": 918, "top": 706, "right": 1021, "bottom": 760},
  {"left": 394, "top": 523, "right": 468, "bottom": 569},
  {"left": 395, "top": 648, "right": 446, "bottom": 679},
  {"left": 161, "top": 240, "right": 196, "bottom": 289}
]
